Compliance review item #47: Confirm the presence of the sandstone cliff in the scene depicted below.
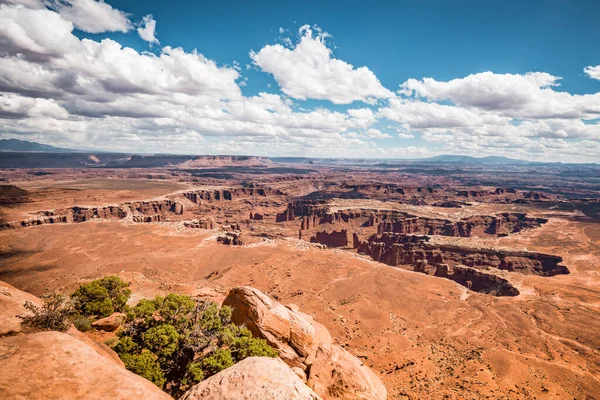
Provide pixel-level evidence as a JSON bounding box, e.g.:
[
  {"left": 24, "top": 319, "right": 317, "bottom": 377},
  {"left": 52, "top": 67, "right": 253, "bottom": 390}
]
[{"left": 223, "top": 286, "right": 387, "bottom": 400}]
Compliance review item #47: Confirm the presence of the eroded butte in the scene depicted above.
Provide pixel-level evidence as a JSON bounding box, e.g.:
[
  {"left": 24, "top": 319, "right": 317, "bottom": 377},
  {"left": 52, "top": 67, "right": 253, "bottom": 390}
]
[{"left": 1, "top": 158, "right": 600, "bottom": 399}]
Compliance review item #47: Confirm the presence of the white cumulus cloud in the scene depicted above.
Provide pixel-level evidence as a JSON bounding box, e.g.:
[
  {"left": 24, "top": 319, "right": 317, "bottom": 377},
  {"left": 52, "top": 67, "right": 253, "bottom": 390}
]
[
  {"left": 48, "top": 0, "right": 132, "bottom": 33},
  {"left": 250, "top": 25, "right": 393, "bottom": 104},
  {"left": 584, "top": 65, "right": 600, "bottom": 80},
  {"left": 137, "top": 14, "right": 158, "bottom": 45}
]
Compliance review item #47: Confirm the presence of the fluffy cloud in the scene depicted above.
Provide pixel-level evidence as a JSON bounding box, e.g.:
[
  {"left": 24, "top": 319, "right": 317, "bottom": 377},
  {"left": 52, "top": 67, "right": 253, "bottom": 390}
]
[
  {"left": 0, "top": 0, "right": 45, "bottom": 9},
  {"left": 250, "top": 25, "right": 393, "bottom": 104},
  {"left": 137, "top": 14, "right": 158, "bottom": 45},
  {"left": 0, "top": 92, "right": 69, "bottom": 118},
  {"left": 399, "top": 71, "right": 600, "bottom": 119},
  {"left": 0, "top": 4, "right": 397, "bottom": 157},
  {"left": 585, "top": 65, "right": 600, "bottom": 80},
  {"left": 0, "top": 4, "right": 80, "bottom": 59},
  {"left": 379, "top": 97, "right": 510, "bottom": 130},
  {"left": 365, "top": 128, "right": 391, "bottom": 139},
  {"left": 48, "top": 0, "right": 132, "bottom": 33}
]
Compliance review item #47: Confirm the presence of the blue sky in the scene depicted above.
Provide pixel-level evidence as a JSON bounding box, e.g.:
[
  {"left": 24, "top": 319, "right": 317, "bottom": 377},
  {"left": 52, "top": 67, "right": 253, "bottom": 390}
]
[
  {"left": 1, "top": 0, "right": 600, "bottom": 161},
  {"left": 92, "top": 0, "right": 600, "bottom": 94}
]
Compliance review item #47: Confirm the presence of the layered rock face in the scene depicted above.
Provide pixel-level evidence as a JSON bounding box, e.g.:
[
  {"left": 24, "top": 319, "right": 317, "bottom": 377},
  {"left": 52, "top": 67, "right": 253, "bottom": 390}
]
[
  {"left": 341, "top": 183, "right": 434, "bottom": 196},
  {"left": 181, "top": 357, "right": 322, "bottom": 400},
  {"left": 357, "top": 233, "right": 569, "bottom": 296},
  {"left": 0, "top": 200, "right": 185, "bottom": 230},
  {"left": 0, "top": 213, "right": 69, "bottom": 229},
  {"left": 310, "top": 230, "right": 351, "bottom": 248},
  {"left": 377, "top": 213, "right": 547, "bottom": 237},
  {"left": 282, "top": 199, "right": 546, "bottom": 240},
  {"left": 276, "top": 200, "right": 329, "bottom": 222},
  {"left": 358, "top": 233, "right": 568, "bottom": 277},
  {"left": 223, "top": 286, "right": 387, "bottom": 400},
  {"left": 413, "top": 260, "right": 519, "bottom": 296},
  {"left": 71, "top": 200, "right": 183, "bottom": 222},
  {"left": 181, "top": 187, "right": 281, "bottom": 204}
]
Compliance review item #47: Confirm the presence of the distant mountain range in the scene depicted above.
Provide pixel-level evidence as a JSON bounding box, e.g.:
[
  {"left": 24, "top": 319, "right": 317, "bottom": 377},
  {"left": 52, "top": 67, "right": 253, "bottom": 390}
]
[
  {"left": 421, "top": 155, "right": 528, "bottom": 164},
  {"left": 1, "top": 138, "right": 593, "bottom": 167},
  {"left": 0, "top": 138, "right": 76, "bottom": 153}
]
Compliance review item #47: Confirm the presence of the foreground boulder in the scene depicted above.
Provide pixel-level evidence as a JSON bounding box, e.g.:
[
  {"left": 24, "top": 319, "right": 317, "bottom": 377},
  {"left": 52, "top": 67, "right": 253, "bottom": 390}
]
[
  {"left": 223, "top": 286, "right": 387, "bottom": 400},
  {"left": 181, "top": 357, "right": 322, "bottom": 400},
  {"left": 0, "top": 331, "right": 171, "bottom": 400}
]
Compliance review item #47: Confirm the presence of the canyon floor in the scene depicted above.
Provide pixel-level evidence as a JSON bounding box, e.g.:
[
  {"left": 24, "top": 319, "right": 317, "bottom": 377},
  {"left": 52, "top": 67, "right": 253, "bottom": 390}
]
[{"left": 1, "top": 160, "right": 599, "bottom": 400}]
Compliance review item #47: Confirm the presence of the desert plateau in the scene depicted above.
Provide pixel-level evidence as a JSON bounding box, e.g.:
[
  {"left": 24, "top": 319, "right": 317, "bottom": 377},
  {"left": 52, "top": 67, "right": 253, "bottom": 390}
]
[{"left": 1, "top": 152, "right": 600, "bottom": 399}]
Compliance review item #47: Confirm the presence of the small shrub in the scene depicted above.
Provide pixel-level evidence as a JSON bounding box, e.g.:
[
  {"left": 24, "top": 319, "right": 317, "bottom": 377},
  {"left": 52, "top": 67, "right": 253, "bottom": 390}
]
[
  {"left": 121, "top": 350, "right": 166, "bottom": 387},
  {"left": 104, "top": 336, "right": 119, "bottom": 347},
  {"left": 71, "top": 276, "right": 131, "bottom": 318},
  {"left": 97, "top": 276, "right": 131, "bottom": 312},
  {"left": 72, "top": 315, "right": 92, "bottom": 332},
  {"left": 22, "top": 293, "right": 72, "bottom": 332},
  {"left": 113, "top": 295, "right": 277, "bottom": 396},
  {"left": 113, "top": 336, "right": 140, "bottom": 354},
  {"left": 201, "top": 348, "right": 234, "bottom": 377},
  {"left": 181, "top": 362, "right": 204, "bottom": 388},
  {"left": 230, "top": 334, "right": 278, "bottom": 359},
  {"left": 143, "top": 324, "right": 179, "bottom": 358}
]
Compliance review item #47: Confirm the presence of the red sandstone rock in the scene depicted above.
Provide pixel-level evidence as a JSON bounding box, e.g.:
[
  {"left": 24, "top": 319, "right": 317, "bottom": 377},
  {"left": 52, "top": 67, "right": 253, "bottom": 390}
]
[
  {"left": 310, "top": 230, "right": 350, "bottom": 248},
  {"left": 91, "top": 312, "right": 126, "bottom": 332}
]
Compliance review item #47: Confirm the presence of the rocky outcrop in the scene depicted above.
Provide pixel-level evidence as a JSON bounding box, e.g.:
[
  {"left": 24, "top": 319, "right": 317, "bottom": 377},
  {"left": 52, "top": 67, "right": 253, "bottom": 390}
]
[
  {"left": 358, "top": 233, "right": 568, "bottom": 277},
  {"left": 432, "top": 201, "right": 470, "bottom": 208},
  {"left": 181, "top": 187, "right": 281, "bottom": 204},
  {"left": 0, "top": 281, "right": 168, "bottom": 398},
  {"left": 0, "top": 331, "right": 172, "bottom": 400},
  {"left": 217, "top": 231, "right": 243, "bottom": 245},
  {"left": 91, "top": 312, "right": 126, "bottom": 332},
  {"left": 288, "top": 201, "right": 545, "bottom": 239},
  {"left": 184, "top": 218, "right": 214, "bottom": 229},
  {"left": 71, "top": 200, "right": 183, "bottom": 222},
  {"left": 249, "top": 212, "right": 264, "bottom": 220},
  {"left": 377, "top": 213, "right": 547, "bottom": 237},
  {"left": 0, "top": 200, "right": 185, "bottom": 230},
  {"left": 276, "top": 202, "right": 296, "bottom": 222},
  {"left": 223, "top": 286, "right": 387, "bottom": 400},
  {"left": 0, "top": 214, "right": 69, "bottom": 229},
  {"left": 310, "top": 230, "right": 351, "bottom": 248},
  {"left": 413, "top": 260, "right": 519, "bottom": 296},
  {"left": 340, "top": 184, "right": 434, "bottom": 197},
  {"left": 357, "top": 233, "right": 568, "bottom": 295},
  {"left": 523, "top": 191, "right": 550, "bottom": 200},
  {"left": 181, "top": 357, "right": 322, "bottom": 400}
]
